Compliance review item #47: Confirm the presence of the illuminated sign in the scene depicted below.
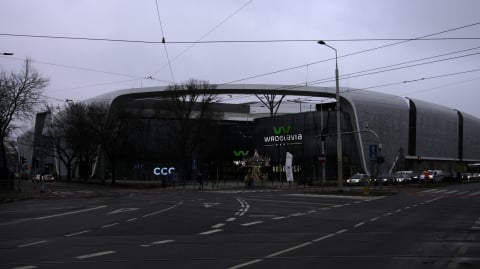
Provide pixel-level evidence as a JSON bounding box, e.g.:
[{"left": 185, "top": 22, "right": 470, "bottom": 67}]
[
  {"left": 233, "top": 150, "right": 249, "bottom": 157},
  {"left": 264, "top": 125, "right": 303, "bottom": 146},
  {"left": 153, "top": 167, "right": 175, "bottom": 176}
]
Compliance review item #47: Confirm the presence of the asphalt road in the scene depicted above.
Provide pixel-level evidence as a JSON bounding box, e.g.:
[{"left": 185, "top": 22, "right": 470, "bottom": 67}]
[{"left": 1, "top": 182, "right": 479, "bottom": 269}]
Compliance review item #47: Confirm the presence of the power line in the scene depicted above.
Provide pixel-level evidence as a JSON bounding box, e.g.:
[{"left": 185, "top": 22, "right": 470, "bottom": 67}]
[{"left": 1, "top": 33, "right": 479, "bottom": 44}]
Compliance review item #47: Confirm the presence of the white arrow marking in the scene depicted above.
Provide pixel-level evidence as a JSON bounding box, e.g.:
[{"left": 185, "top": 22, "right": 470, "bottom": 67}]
[
  {"left": 107, "top": 208, "right": 140, "bottom": 214},
  {"left": 203, "top": 202, "right": 220, "bottom": 208}
]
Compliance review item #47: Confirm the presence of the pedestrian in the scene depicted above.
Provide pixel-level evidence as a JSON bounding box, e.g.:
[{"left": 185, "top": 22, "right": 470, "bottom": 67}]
[{"left": 196, "top": 172, "right": 204, "bottom": 190}]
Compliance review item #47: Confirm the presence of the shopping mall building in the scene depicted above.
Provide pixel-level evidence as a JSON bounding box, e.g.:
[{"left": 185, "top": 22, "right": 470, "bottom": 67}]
[{"left": 20, "top": 84, "right": 480, "bottom": 183}]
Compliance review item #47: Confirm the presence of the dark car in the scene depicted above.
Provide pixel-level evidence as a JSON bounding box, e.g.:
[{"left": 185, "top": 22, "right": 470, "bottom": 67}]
[{"left": 346, "top": 173, "right": 371, "bottom": 186}]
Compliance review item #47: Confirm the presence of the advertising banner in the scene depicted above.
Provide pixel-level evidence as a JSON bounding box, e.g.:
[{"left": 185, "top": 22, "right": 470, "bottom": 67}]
[{"left": 285, "top": 152, "right": 294, "bottom": 182}]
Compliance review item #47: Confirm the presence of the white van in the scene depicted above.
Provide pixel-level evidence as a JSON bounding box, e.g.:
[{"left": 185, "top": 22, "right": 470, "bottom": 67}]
[{"left": 393, "top": 170, "right": 413, "bottom": 184}]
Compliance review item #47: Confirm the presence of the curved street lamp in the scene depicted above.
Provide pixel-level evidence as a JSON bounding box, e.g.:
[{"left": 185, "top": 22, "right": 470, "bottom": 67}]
[{"left": 318, "top": 40, "right": 343, "bottom": 191}]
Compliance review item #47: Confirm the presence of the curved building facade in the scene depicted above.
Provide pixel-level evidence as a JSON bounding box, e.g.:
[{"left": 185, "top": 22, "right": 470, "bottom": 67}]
[{"left": 23, "top": 84, "right": 480, "bottom": 182}]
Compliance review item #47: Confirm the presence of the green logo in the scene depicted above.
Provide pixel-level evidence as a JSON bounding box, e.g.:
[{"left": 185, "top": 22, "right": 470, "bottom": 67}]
[
  {"left": 273, "top": 125, "right": 292, "bottom": 135},
  {"left": 233, "top": 150, "right": 249, "bottom": 157}
]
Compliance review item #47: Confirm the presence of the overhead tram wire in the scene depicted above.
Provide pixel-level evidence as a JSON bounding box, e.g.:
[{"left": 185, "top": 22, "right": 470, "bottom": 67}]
[
  {"left": 0, "top": 54, "right": 172, "bottom": 84},
  {"left": 155, "top": 0, "right": 175, "bottom": 84},
  {"left": 241, "top": 46, "right": 480, "bottom": 94},
  {"left": 220, "top": 22, "right": 480, "bottom": 85},
  {"left": 148, "top": 0, "right": 254, "bottom": 78},
  {"left": 1, "top": 33, "right": 479, "bottom": 44}
]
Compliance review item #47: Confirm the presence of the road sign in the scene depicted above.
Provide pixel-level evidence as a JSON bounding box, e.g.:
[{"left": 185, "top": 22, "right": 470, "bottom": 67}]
[{"left": 369, "top": 144, "right": 378, "bottom": 160}]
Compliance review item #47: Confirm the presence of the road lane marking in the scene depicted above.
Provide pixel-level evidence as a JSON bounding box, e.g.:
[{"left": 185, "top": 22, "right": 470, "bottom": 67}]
[
  {"left": 76, "top": 251, "right": 115, "bottom": 260},
  {"left": 273, "top": 216, "right": 286, "bottom": 220},
  {"left": 431, "top": 189, "right": 448, "bottom": 193},
  {"left": 126, "top": 218, "right": 138, "bottom": 222},
  {"left": 425, "top": 197, "right": 443, "bottom": 203},
  {"left": 107, "top": 208, "right": 140, "bottom": 214},
  {"left": 267, "top": 242, "right": 312, "bottom": 258},
  {"left": 468, "top": 191, "right": 480, "bottom": 196},
  {"left": 354, "top": 222, "right": 365, "bottom": 227},
  {"left": 419, "top": 188, "right": 438, "bottom": 193},
  {"left": 17, "top": 240, "right": 47, "bottom": 248},
  {"left": 228, "top": 259, "right": 264, "bottom": 269},
  {"left": 140, "top": 239, "right": 176, "bottom": 247},
  {"left": 199, "top": 229, "right": 223, "bottom": 235},
  {"left": 307, "top": 210, "right": 317, "bottom": 213},
  {"left": 102, "top": 223, "right": 119, "bottom": 228},
  {"left": 242, "top": 221, "right": 263, "bottom": 226},
  {"left": 370, "top": 217, "right": 380, "bottom": 221},
  {"left": 212, "top": 223, "right": 225, "bottom": 228},
  {"left": 290, "top": 212, "right": 306, "bottom": 217},
  {"left": 443, "top": 190, "right": 459, "bottom": 194},
  {"left": 204, "top": 202, "right": 220, "bottom": 208},
  {"left": 12, "top": 266, "right": 37, "bottom": 269},
  {"left": 65, "top": 230, "right": 91, "bottom": 237},
  {"left": 313, "top": 233, "right": 335, "bottom": 242},
  {"left": 336, "top": 229, "right": 348, "bottom": 234},
  {"left": 35, "top": 205, "right": 108, "bottom": 220},
  {"left": 226, "top": 217, "right": 236, "bottom": 222},
  {"left": 142, "top": 201, "right": 183, "bottom": 218}
]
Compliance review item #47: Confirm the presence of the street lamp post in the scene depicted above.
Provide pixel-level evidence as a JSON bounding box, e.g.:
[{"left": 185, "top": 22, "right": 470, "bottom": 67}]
[{"left": 318, "top": 40, "right": 343, "bottom": 191}]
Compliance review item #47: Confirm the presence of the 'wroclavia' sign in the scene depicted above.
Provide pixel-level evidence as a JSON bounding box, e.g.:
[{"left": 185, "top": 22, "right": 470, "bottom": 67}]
[{"left": 264, "top": 125, "right": 303, "bottom": 146}]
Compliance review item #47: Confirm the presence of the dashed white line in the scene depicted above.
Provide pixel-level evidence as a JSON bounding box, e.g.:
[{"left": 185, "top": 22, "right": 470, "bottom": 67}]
[
  {"left": 273, "top": 216, "right": 286, "bottom": 220},
  {"left": 12, "top": 266, "right": 37, "bottom": 269},
  {"left": 17, "top": 240, "right": 47, "bottom": 248},
  {"left": 35, "top": 205, "right": 108, "bottom": 220},
  {"left": 126, "top": 218, "right": 138, "bottom": 222},
  {"left": 102, "top": 223, "right": 119, "bottom": 228},
  {"left": 313, "top": 233, "right": 335, "bottom": 242},
  {"left": 226, "top": 217, "right": 236, "bottom": 222},
  {"left": 199, "top": 229, "right": 223, "bottom": 235},
  {"left": 242, "top": 221, "right": 263, "bottom": 226},
  {"left": 142, "top": 201, "right": 183, "bottom": 218},
  {"left": 151, "top": 239, "right": 175, "bottom": 245},
  {"left": 212, "top": 223, "right": 225, "bottom": 228},
  {"left": 370, "top": 217, "right": 380, "bottom": 221},
  {"left": 76, "top": 251, "right": 115, "bottom": 260},
  {"left": 336, "top": 229, "right": 348, "bottom": 234},
  {"left": 65, "top": 230, "right": 91, "bottom": 237},
  {"left": 290, "top": 212, "right": 306, "bottom": 217},
  {"left": 354, "top": 222, "right": 365, "bottom": 227},
  {"left": 468, "top": 191, "right": 480, "bottom": 196}
]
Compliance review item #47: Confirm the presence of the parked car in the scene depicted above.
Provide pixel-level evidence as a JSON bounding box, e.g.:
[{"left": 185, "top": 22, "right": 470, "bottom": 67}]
[
  {"left": 374, "top": 174, "right": 394, "bottom": 185},
  {"left": 393, "top": 170, "right": 414, "bottom": 184},
  {"left": 430, "top": 170, "right": 445, "bottom": 182},
  {"left": 346, "top": 173, "right": 371, "bottom": 186}
]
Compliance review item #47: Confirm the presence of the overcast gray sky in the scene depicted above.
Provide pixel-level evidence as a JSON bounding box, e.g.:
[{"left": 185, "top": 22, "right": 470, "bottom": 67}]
[{"left": 1, "top": 0, "right": 480, "bottom": 117}]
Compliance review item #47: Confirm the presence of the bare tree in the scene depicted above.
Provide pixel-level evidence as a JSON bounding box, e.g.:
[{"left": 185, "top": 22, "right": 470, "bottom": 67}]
[
  {"left": 0, "top": 60, "right": 48, "bottom": 177},
  {"left": 255, "top": 93, "right": 285, "bottom": 117},
  {"left": 165, "top": 79, "right": 220, "bottom": 182},
  {"left": 42, "top": 104, "right": 80, "bottom": 180}
]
